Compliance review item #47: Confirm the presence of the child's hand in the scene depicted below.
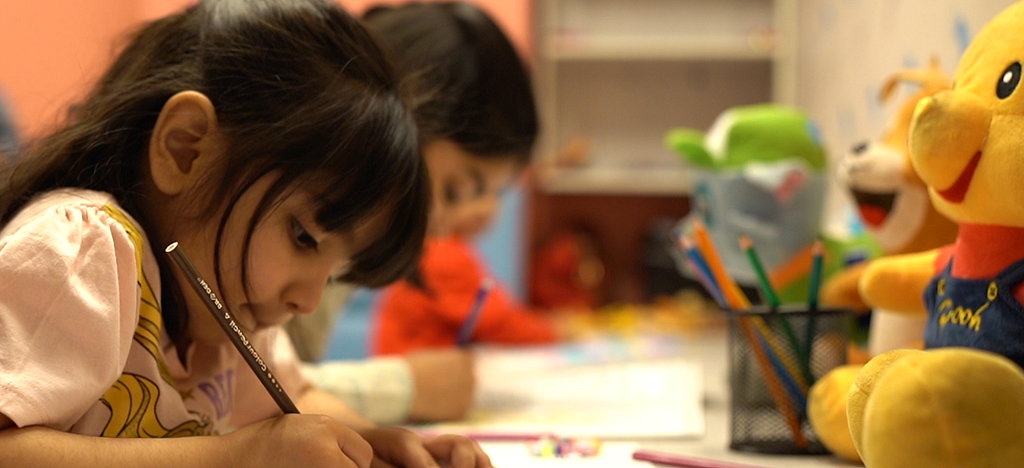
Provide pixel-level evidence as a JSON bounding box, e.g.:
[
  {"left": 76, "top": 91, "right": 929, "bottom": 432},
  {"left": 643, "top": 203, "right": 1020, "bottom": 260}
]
[
  {"left": 226, "top": 414, "right": 372, "bottom": 468},
  {"left": 406, "top": 348, "right": 476, "bottom": 421},
  {"left": 360, "top": 427, "right": 492, "bottom": 468}
]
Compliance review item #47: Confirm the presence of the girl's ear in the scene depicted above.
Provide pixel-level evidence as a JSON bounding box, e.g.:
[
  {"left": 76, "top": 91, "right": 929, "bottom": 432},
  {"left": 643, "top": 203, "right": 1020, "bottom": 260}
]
[{"left": 148, "top": 91, "right": 222, "bottom": 196}]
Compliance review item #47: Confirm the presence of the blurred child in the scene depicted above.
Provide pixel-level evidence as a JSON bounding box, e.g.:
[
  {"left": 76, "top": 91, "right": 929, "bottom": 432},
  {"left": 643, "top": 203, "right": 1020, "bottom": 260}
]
[
  {"left": 0, "top": 1, "right": 489, "bottom": 467},
  {"left": 290, "top": 0, "right": 554, "bottom": 425},
  {"left": 366, "top": 1, "right": 561, "bottom": 356}
]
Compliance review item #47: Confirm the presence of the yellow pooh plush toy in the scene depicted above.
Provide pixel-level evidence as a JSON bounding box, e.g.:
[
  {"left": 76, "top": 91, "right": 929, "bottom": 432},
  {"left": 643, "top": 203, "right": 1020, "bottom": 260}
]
[{"left": 831, "top": 2, "right": 1024, "bottom": 466}]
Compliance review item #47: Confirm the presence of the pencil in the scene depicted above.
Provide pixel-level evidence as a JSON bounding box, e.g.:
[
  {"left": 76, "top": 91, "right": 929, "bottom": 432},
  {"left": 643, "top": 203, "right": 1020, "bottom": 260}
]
[
  {"left": 165, "top": 242, "right": 299, "bottom": 414},
  {"left": 679, "top": 237, "right": 726, "bottom": 307},
  {"left": 738, "top": 235, "right": 779, "bottom": 308},
  {"left": 803, "top": 239, "right": 825, "bottom": 381},
  {"left": 687, "top": 227, "right": 806, "bottom": 446},
  {"left": 692, "top": 220, "right": 750, "bottom": 309},
  {"left": 735, "top": 321, "right": 808, "bottom": 448},
  {"left": 807, "top": 239, "right": 824, "bottom": 309},
  {"left": 739, "top": 235, "right": 809, "bottom": 383},
  {"left": 632, "top": 449, "right": 771, "bottom": 468},
  {"left": 456, "top": 277, "right": 494, "bottom": 346}
]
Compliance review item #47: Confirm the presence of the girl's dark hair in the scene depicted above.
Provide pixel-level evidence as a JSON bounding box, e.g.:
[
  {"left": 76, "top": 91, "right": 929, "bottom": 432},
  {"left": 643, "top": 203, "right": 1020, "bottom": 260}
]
[
  {"left": 363, "top": 1, "right": 538, "bottom": 162},
  {"left": 0, "top": 0, "right": 428, "bottom": 342}
]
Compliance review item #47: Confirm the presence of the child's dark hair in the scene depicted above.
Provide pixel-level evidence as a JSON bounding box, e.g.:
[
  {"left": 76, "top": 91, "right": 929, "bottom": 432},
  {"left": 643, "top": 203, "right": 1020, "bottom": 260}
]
[
  {"left": 363, "top": 1, "right": 538, "bottom": 163},
  {"left": 0, "top": 0, "right": 428, "bottom": 341}
]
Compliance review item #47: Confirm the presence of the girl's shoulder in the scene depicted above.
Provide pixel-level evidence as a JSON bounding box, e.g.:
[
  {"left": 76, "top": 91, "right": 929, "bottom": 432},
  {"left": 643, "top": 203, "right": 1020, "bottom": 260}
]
[
  {"left": 0, "top": 187, "right": 158, "bottom": 295},
  {"left": 0, "top": 189, "right": 163, "bottom": 431},
  {"left": 3, "top": 188, "right": 123, "bottom": 231}
]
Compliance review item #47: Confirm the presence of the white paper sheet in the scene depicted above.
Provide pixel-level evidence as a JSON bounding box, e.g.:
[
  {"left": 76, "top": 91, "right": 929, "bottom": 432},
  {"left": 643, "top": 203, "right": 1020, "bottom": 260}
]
[{"left": 422, "top": 344, "right": 705, "bottom": 439}]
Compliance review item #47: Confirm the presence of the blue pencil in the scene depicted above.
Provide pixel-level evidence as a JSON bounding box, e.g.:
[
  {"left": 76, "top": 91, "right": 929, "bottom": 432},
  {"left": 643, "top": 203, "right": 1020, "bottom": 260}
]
[
  {"left": 680, "top": 237, "right": 726, "bottom": 306},
  {"left": 456, "top": 277, "right": 495, "bottom": 346}
]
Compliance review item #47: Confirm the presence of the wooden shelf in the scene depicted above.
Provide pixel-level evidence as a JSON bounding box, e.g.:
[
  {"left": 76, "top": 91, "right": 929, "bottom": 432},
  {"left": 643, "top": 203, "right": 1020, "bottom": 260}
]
[
  {"left": 539, "top": 166, "right": 694, "bottom": 196},
  {"left": 544, "top": 34, "right": 776, "bottom": 62}
]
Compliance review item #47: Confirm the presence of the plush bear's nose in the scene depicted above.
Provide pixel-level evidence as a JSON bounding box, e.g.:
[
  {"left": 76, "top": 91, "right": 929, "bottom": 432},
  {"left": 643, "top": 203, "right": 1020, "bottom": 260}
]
[{"left": 851, "top": 141, "right": 869, "bottom": 155}]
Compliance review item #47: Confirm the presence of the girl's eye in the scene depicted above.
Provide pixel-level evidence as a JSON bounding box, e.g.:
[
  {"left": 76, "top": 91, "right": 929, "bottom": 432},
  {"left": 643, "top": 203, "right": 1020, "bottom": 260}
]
[{"left": 291, "top": 219, "right": 318, "bottom": 250}]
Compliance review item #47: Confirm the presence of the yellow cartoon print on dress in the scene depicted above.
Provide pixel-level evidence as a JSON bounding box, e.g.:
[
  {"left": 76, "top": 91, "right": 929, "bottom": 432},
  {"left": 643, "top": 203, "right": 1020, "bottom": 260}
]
[{"left": 98, "top": 205, "right": 212, "bottom": 438}]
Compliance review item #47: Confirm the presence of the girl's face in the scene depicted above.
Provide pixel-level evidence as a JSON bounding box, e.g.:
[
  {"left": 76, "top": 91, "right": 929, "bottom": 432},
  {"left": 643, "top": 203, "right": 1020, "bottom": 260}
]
[
  {"left": 141, "top": 91, "right": 386, "bottom": 348},
  {"left": 169, "top": 175, "right": 382, "bottom": 347},
  {"left": 424, "top": 138, "right": 521, "bottom": 238}
]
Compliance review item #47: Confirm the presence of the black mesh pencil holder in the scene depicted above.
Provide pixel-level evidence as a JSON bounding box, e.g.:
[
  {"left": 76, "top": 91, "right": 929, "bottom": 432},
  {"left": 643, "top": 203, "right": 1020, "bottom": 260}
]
[{"left": 727, "top": 304, "right": 852, "bottom": 455}]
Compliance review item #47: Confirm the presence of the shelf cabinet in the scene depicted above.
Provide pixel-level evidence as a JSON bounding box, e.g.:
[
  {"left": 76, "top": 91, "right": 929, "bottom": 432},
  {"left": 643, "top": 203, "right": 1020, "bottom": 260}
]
[
  {"left": 528, "top": 0, "right": 798, "bottom": 304},
  {"left": 533, "top": 0, "right": 797, "bottom": 196}
]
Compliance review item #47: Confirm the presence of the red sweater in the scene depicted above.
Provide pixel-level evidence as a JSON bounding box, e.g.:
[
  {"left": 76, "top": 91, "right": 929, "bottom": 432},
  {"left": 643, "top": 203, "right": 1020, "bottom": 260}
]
[{"left": 373, "top": 237, "right": 558, "bottom": 355}]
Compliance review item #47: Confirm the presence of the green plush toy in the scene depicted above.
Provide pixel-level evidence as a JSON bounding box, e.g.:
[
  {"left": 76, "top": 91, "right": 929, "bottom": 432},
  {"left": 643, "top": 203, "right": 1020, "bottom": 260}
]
[
  {"left": 815, "top": 3, "right": 1024, "bottom": 466},
  {"left": 667, "top": 104, "right": 827, "bottom": 304}
]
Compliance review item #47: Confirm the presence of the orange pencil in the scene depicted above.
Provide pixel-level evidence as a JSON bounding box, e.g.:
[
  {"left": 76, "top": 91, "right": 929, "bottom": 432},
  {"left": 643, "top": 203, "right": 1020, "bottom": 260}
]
[
  {"left": 692, "top": 220, "right": 751, "bottom": 310},
  {"left": 737, "top": 320, "right": 808, "bottom": 448}
]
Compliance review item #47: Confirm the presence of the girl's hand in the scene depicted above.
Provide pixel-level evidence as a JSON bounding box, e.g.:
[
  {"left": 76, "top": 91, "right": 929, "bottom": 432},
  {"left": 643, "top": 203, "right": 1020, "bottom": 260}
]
[
  {"left": 226, "top": 414, "right": 372, "bottom": 468},
  {"left": 406, "top": 348, "right": 476, "bottom": 422},
  {"left": 360, "top": 427, "right": 492, "bottom": 468}
]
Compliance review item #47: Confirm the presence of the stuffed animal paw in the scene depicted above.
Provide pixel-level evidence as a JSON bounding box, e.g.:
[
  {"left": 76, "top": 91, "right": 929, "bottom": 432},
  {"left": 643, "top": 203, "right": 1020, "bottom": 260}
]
[{"left": 848, "top": 348, "right": 1024, "bottom": 467}]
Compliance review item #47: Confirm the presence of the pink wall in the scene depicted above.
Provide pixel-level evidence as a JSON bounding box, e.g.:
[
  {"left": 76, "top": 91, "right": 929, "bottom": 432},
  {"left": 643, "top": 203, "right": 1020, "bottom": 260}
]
[{"left": 0, "top": 0, "right": 530, "bottom": 140}]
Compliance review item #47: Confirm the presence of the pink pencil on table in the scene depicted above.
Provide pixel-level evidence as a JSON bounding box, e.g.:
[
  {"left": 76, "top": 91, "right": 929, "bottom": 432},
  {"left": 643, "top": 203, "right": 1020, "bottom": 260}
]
[
  {"left": 632, "top": 449, "right": 770, "bottom": 468},
  {"left": 465, "top": 432, "right": 555, "bottom": 442},
  {"left": 415, "top": 430, "right": 553, "bottom": 442}
]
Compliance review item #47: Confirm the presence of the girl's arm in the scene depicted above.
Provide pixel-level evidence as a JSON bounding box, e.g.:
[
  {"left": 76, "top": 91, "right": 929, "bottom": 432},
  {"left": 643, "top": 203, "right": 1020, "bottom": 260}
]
[
  {"left": 0, "top": 412, "right": 372, "bottom": 468},
  {"left": 0, "top": 422, "right": 230, "bottom": 468}
]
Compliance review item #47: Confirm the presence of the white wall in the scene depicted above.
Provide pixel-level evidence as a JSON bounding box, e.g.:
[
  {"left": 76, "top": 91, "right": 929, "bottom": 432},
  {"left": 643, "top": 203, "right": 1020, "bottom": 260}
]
[{"left": 794, "top": 0, "right": 1019, "bottom": 234}]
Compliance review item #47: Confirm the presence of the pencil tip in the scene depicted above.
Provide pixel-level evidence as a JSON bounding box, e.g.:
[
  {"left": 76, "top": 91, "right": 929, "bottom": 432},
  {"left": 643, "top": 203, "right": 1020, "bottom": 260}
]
[
  {"left": 738, "top": 235, "right": 752, "bottom": 249},
  {"left": 165, "top": 242, "right": 178, "bottom": 253},
  {"left": 481, "top": 277, "right": 495, "bottom": 290}
]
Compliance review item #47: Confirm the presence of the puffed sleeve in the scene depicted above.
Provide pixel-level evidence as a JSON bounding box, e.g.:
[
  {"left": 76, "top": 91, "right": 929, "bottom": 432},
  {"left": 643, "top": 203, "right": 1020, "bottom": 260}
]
[{"left": 0, "top": 204, "right": 140, "bottom": 430}]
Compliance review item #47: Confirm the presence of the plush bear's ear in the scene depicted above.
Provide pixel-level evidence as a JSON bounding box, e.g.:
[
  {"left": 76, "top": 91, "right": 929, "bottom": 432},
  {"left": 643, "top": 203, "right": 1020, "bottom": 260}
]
[{"left": 665, "top": 128, "right": 714, "bottom": 168}]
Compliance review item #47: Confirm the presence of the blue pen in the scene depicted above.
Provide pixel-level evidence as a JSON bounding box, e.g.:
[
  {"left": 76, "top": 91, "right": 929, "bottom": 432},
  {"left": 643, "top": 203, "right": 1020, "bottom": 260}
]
[{"left": 457, "top": 277, "right": 495, "bottom": 346}]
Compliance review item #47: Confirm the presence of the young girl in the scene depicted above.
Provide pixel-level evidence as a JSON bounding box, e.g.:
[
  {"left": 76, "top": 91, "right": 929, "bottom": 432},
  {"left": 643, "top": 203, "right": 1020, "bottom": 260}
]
[
  {"left": 0, "top": 1, "right": 489, "bottom": 467},
  {"left": 364, "top": 1, "right": 561, "bottom": 355}
]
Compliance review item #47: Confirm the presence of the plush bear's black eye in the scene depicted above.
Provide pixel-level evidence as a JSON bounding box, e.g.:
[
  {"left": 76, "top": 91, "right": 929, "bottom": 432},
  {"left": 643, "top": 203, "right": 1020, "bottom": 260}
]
[{"left": 997, "top": 62, "right": 1021, "bottom": 99}]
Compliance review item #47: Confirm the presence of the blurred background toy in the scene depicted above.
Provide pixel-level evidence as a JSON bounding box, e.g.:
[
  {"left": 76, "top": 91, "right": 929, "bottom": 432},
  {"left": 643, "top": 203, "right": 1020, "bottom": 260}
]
[
  {"left": 824, "top": 59, "right": 959, "bottom": 356},
  {"left": 530, "top": 227, "right": 604, "bottom": 311},
  {"left": 666, "top": 103, "right": 828, "bottom": 305}
]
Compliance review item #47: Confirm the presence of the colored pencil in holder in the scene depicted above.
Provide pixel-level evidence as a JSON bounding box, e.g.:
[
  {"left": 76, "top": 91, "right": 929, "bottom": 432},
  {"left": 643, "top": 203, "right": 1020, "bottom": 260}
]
[
  {"left": 679, "top": 236, "right": 726, "bottom": 306},
  {"left": 687, "top": 224, "right": 806, "bottom": 446},
  {"left": 803, "top": 239, "right": 825, "bottom": 380},
  {"left": 739, "top": 235, "right": 811, "bottom": 383}
]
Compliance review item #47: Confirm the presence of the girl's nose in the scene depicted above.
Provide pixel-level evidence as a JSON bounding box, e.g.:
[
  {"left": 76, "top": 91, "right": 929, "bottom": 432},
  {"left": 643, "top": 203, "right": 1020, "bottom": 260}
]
[{"left": 283, "top": 273, "right": 329, "bottom": 317}]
